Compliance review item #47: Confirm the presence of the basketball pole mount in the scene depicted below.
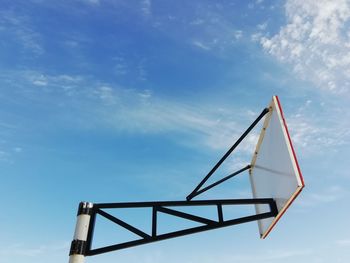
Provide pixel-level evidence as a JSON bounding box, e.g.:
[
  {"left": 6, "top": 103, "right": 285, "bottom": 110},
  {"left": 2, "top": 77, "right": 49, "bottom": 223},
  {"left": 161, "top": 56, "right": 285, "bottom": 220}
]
[{"left": 69, "top": 107, "right": 274, "bottom": 263}]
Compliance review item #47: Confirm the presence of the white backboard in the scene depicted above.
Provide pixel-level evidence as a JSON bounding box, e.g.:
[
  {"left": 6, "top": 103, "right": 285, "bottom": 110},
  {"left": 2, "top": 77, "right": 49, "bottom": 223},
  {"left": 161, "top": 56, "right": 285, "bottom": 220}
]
[{"left": 249, "top": 96, "right": 304, "bottom": 238}]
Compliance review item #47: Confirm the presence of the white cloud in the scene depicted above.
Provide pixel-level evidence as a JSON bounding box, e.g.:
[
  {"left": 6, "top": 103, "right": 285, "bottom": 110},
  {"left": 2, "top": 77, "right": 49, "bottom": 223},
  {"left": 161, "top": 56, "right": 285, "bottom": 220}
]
[
  {"left": 86, "top": 0, "right": 100, "bottom": 5},
  {"left": 285, "top": 99, "right": 350, "bottom": 155},
  {"left": 108, "top": 101, "right": 261, "bottom": 153},
  {"left": 204, "top": 248, "right": 312, "bottom": 263},
  {"left": 138, "top": 59, "right": 148, "bottom": 81},
  {"left": 3, "top": 70, "right": 264, "bottom": 154},
  {"left": 0, "top": 122, "right": 20, "bottom": 163},
  {"left": 300, "top": 185, "right": 348, "bottom": 207},
  {"left": 0, "top": 146, "right": 23, "bottom": 163},
  {"left": 32, "top": 75, "right": 48, "bottom": 86},
  {"left": 0, "top": 242, "right": 69, "bottom": 259},
  {"left": 251, "top": 21, "right": 268, "bottom": 43},
  {"left": 141, "top": 0, "right": 152, "bottom": 17},
  {"left": 22, "top": 71, "right": 83, "bottom": 94},
  {"left": 0, "top": 11, "right": 44, "bottom": 55},
  {"left": 13, "top": 147, "right": 22, "bottom": 153},
  {"left": 257, "top": 22, "right": 268, "bottom": 31},
  {"left": 192, "top": 40, "right": 211, "bottom": 50},
  {"left": 234, "top": 30, "right": 243, "bottom": 40},
  {"left": 114, "top": 63, "right": 128, "bottom": 75},
  {"left": 0, "top": 150, "right": 10, "bottom": 162},
  {"left": 82, "top": 92, "right": 263, "bottom": 157},
  {"left": 64, "top": 40, "right": 79, "bottom": 48},
  {"left": 251, "top": 32, "right": 263, "bottom": 42},
  {"left": 3, "top": 70, "right": 349, "bottom": 167},
  {"left": 55, "top": 74, "right": 83, "bottom": 83},
  {"left": 7, "top": 70, "right": 349, "bottom": 158},
  {"left": 336, "top": 239, "right": 350, "bottom": 247},
  {"left": 112, "top": 56, "right": 148, "bottom": 80},
  {"left": 260, "top": 0, "right": 350, "bottom": 94},
  {"left": 93, "top": 86, "right": 117, "bottom": 105},
  {"left": 190, "top": 18, "right": 205, "bottom": 25}
]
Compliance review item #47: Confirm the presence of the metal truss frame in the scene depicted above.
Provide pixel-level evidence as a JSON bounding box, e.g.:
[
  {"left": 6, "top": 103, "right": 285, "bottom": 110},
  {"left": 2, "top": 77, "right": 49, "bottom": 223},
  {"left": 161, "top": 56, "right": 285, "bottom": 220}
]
[{"left": 71, "top": 198, "right": 277, "bottom": 256}]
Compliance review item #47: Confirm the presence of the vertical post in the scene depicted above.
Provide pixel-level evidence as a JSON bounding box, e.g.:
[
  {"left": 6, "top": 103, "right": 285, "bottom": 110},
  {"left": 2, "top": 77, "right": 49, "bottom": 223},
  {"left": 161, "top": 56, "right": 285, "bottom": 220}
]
[
  {"left": 217, "top": 204, "right": 223, "bottom": 223},
  {"left": 152, "top": 206, "right": 157, "bottom": 237},
  {"left": 69, "top": 202, "right": 94, "bottom": 263}
]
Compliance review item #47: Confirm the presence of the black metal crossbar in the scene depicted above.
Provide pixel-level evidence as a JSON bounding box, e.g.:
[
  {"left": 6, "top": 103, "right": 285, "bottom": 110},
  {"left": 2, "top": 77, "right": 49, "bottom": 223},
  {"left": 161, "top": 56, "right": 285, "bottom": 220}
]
[{"left": 83, "top": 198, "right": 278, "bottom": 256}]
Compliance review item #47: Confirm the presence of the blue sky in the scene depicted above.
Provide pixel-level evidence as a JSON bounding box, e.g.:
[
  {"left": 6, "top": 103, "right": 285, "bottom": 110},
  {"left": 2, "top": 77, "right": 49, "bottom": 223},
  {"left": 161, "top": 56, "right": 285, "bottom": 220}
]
[{"left": 1, "top": 0, "right": 350, "bottom": 262}]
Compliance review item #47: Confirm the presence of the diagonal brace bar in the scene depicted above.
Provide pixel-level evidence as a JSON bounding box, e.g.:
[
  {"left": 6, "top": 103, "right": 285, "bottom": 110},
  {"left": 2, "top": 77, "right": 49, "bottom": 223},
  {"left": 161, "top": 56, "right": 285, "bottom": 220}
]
[
  {"left": 97, "top": 209, "right": 151, "bottom": 239},
  {"left": 189, "top": 164, "right": 251, "bottom": 199},
  {"left": 186, "top": 107, "right": 269, "bottom": 201},
  {"left": 157, "top": 206, "right": 217, "bottom": 225}
]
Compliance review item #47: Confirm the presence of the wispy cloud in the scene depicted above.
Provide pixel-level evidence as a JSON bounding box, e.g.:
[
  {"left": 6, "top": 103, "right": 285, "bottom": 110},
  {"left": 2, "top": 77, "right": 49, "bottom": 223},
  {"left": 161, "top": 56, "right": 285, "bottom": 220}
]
[
  {"left": 141, "top": 0, "right": 152, "bottom": 17},
  {"left": 111, "top": 56, "right": 148, "bottom": 80},
  {"left": 0, "top": 150, "right": 11, "bottom": 163},
  {"left": 0, "top": 121, "right": 23, "bottom": 163},
  {"left": 192, "top": 40, "right": 211, "bottom": 50},
  {"left": 3, "top": 69, "right": 349, "bottom": 169},
  {"left": 180, "top": 5, "right": 247, "bottom": 53},
  {"left": 23, "top": 71, "right": 83, "bottom": 93},
  {"left": 300, "top": 185, "right": 348, "bottom": 208},
  {"left": 85, "top": 0, "right": 100, "bottom": 5},
  {"left": 251, "top": 20, "right": 268, "bottom": 43},
  {"left": 234, "top": 30, "right": 243, "bottom": 40},
  {"left": 260, "top": 0, "right": 350, "bottom": 94},
  {"left": 92, "top": 89, "right": 256, "bottom": 151},
  {"left": 286, "top": 99, "right": 350, "bottom": 156},
  {"left": 257, "top": 21, "right": 268, "bottom": 31},
  {"left": 0, "top": 10, "right": 44, "bottom": 55},
  {"left": 336, "top": 239, "right": 350, "bottom": 247},
  {"left": 0, "top": 146, "right": 23, "bottom": 163},
  {"left": 2, "top": 70, "right": 263, "bottom": 156},
  {"left": 13, "top": 147, "right": 22, "bottom": 153},
  {"left": 0, "top": 242, "right": 69, "bottom": 257},
  {"left": 199, "top": 248, "right": 313, "bottom": 263},
  {"left": 4, "top": 69, "right": 348, "bottom": 160}
]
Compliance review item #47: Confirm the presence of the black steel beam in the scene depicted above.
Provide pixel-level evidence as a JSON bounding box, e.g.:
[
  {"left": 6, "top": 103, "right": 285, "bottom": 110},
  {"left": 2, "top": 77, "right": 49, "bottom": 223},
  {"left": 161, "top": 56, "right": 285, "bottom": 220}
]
[
  {"left": 95, "top": 198, "right": 275, "bottom": 209},
  {"left": 87, "top": 210, "right": 275, "bottom": 256},
  {"left": 84, "top": 198, "right": 278, "bottom": 256}
]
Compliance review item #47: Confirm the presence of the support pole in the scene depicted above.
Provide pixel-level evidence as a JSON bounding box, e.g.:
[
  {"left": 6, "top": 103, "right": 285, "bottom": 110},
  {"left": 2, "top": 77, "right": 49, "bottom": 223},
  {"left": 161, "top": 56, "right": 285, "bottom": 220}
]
[{"left": 69, "top": 202, "right": 93, "bottom": 263}]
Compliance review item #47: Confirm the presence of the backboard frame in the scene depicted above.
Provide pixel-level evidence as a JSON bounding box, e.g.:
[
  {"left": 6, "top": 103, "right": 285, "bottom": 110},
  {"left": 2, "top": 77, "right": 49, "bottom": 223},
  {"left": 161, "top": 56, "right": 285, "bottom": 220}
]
[{"left": 249, "top": 95, "right": 305, "bottom": 238}]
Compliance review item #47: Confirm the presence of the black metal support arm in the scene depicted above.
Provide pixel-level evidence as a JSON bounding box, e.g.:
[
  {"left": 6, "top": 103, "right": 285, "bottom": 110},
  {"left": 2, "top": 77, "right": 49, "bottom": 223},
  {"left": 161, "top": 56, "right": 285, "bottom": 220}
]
[
  {"left": 186, "top": 107, "right": 269, "bottom": 201},
  {"left": 69, "top": 106, "right": 275, "bottom": 259},
  {"left": 80, "top": 198, "right": 278, "bottom": 256}
]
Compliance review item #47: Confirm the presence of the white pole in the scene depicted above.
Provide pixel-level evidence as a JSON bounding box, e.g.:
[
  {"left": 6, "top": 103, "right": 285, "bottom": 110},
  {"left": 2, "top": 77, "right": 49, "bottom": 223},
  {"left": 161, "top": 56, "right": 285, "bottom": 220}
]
[{"left": 69, "top": 202, "right": 93, "bottom": 263}]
